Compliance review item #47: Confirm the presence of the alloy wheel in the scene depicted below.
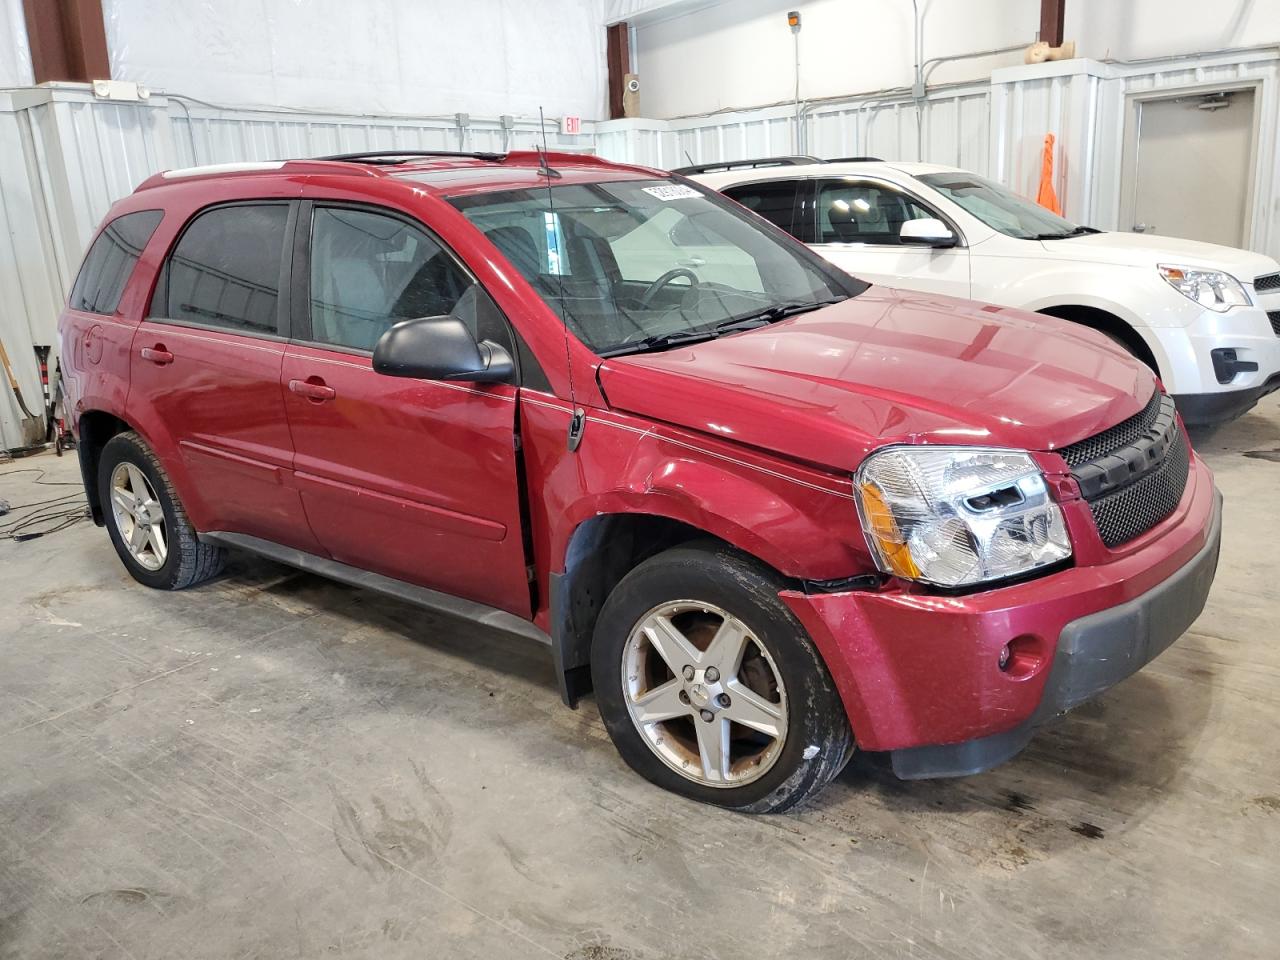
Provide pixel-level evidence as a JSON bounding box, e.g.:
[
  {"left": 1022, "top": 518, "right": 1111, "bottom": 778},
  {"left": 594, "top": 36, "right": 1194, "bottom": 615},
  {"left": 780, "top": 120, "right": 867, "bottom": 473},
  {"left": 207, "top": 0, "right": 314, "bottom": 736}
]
[
  {"left": 621, "top": 599, "right": 788, "bottom": 788},
  {"left": 109, "top": 462, "right": 168, "bottom": 571}
]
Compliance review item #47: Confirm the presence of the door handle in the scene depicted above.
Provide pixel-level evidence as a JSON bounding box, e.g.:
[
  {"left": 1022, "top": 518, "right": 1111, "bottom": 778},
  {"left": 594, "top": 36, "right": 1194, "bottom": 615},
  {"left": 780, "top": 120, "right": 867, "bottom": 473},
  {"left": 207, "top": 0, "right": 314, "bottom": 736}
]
[
  {"left": 140, "top": 345, "right": 174, "bottom": 365},
  {"left": 288, "top": 378, "right": 336, "bottom": 402},
  {"left": 1132, "top": 223, "right": 1152, "bottom": 233}
]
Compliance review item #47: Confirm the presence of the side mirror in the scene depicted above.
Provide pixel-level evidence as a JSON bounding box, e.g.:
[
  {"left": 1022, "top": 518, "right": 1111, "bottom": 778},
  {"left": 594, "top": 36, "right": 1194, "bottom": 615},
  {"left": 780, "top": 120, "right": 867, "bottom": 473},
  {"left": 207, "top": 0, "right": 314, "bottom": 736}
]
[
  {"left": 900, "top": 218, "right": 957, "bottom": 248},
  {"left": 372, "top": 316, "right": 514, "bottom": 383}
]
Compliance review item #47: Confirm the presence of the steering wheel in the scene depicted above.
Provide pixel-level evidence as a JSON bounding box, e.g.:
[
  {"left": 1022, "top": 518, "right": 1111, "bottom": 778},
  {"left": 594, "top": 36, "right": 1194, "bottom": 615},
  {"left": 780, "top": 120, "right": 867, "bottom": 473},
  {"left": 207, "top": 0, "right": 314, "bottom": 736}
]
[{"left": 638, "top": 268, "right": 699, "bottom": 309}]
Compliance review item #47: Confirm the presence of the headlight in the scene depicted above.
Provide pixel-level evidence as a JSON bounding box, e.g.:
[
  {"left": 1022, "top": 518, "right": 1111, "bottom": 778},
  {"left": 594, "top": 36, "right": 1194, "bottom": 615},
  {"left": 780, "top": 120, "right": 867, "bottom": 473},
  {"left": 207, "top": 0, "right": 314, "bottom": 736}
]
[
  {"left": 855, "top": 446, "right": 1071, "bottom": 587},
  {"left": 1158, "top": 264, "right": 1250, "bottom": 312}
]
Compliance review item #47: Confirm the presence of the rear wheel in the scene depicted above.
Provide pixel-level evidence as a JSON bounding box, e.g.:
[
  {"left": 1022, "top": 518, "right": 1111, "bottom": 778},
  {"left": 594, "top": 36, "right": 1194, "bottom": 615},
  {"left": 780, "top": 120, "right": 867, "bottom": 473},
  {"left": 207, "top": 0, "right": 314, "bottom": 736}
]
[
  {"left": 98, "top": 431, "right": 224, "bottom": 589},
  {"left": 592, "top": 542, "right": 854, "bottom": 813}
]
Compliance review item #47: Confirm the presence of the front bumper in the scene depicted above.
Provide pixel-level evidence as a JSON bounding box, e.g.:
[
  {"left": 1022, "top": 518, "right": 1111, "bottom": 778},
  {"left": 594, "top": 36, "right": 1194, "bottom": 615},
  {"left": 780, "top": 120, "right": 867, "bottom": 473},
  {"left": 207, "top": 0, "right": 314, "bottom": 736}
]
[
  {"left": 1152, "top": 301, "right": 1280, "bottom": 413},
  {"left": 889, "top": 488, "right": 1221, "bottom": 778},
  {"left": 781, "top": 456, "right": 1220, "bottom": 776}
]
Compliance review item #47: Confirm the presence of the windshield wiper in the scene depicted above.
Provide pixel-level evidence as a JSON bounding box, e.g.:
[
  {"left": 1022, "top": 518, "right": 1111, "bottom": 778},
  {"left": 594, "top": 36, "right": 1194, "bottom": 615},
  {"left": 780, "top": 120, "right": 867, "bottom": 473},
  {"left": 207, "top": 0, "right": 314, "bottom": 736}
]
[
  {"left": 1033, "top": 225, "right": 1100, "bottom": 240},
  {"left": 715, "top": 297, "right": 848, "bottom": 333},
  {"left": 598, "top": 330, "right": 719, "bottom": 358},
  {"left": 599, "top": 297, "right": 849, "bottom": 358}
]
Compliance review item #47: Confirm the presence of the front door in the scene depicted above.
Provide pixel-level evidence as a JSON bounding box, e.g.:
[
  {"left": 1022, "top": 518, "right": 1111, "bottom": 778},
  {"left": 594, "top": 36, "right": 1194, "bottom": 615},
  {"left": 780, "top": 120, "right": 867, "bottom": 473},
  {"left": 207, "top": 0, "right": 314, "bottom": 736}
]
[
  {"left": 808, "top": 178, "right": 971, "bottom": 298},
  {"left": 131, "top": 200, "right": 323, "bottom": 554},
  {"left": 281, "top": 201, "right": 531, "bottom": 616}
]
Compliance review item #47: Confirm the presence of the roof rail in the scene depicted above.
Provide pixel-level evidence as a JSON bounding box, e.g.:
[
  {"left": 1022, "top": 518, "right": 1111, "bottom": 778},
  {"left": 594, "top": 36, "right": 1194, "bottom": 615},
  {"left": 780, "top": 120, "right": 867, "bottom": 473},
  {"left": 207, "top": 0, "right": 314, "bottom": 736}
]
[
  {"left": 313, "top": 150, "right": 507, "bottom": 165},
  {"left": 672, "top": 155, "right": 822, "bottom": 175},
  {"left": 826, "top": 156, "right": 885, "bottom": 163}
]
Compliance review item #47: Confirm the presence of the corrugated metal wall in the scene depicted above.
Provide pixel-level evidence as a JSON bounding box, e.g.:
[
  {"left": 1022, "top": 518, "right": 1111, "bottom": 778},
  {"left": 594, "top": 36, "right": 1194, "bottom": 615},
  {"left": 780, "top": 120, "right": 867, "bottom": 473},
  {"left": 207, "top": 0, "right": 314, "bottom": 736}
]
[
  {"left": 593, "top": 85, "right": 993, "bottom": 174},
  {"left": 0, "top": 84, "right": 588, "bottom": 449},
  {"left": 4, "top": 50, "right": 1280, "bottom": 449}
]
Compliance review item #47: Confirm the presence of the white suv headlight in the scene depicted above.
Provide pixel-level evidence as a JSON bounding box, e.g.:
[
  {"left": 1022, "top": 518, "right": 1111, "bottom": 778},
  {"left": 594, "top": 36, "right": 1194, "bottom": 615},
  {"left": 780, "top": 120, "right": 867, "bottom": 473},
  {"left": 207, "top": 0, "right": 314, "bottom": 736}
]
[
  {"left": 854, "top": 446, "right": 1071, "bottom": 588},
  {"left": 1158, "top": 264, "right": 1251, "bottom": 312}
]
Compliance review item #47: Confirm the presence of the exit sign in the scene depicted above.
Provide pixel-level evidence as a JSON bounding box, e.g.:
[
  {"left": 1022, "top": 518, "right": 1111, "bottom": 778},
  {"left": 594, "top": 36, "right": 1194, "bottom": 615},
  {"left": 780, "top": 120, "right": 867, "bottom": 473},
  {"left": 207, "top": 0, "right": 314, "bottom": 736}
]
[{"left": 561, "top": 116, "right": 582, "bottom": 135}]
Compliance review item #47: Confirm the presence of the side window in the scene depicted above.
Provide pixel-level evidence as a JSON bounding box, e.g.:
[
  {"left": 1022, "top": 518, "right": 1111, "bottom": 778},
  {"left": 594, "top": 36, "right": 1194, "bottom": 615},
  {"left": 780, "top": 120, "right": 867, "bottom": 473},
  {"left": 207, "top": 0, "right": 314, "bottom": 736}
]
[
  {"left": 308, "top": 206, "right": 511, "bottom": 354},
  {"left": 69, "top": 210, "right": 163, "bottom": 315},
  {"left": 159, "top": 204, "right": 288, "bottom": 334},
  {"left": 817, "top": 180, "right": 936, "bottom": 245},
  {"left": 722, "top": 181, "right": 798, "bottom": 235}
]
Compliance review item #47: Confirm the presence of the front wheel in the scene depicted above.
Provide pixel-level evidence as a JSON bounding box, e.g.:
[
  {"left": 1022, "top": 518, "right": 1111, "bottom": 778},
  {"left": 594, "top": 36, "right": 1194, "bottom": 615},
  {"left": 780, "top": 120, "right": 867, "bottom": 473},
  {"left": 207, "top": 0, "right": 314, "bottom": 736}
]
[{"left": 591, "top": 542, "right": 854, "bottom": 813}]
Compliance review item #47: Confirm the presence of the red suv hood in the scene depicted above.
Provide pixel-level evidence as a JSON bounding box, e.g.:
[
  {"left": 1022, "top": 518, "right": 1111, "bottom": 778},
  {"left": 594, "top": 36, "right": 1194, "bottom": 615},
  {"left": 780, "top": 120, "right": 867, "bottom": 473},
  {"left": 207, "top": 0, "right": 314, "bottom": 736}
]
[{"left": 598, "top": 288, "right": 1155, "bottom": 473}]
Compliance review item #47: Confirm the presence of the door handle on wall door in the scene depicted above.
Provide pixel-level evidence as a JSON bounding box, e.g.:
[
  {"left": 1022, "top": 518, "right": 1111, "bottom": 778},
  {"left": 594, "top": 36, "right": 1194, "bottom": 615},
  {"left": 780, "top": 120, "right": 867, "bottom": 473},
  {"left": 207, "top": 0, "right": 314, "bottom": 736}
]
[
  {"left": 288, "top": 378, "right": 336, "bottom": 402},
  {"left": 140, "top": 345, "right": 174, "bottom": 365},
  {"left": 1132, "top": 223, "right": 1152, "bottom": 233}
]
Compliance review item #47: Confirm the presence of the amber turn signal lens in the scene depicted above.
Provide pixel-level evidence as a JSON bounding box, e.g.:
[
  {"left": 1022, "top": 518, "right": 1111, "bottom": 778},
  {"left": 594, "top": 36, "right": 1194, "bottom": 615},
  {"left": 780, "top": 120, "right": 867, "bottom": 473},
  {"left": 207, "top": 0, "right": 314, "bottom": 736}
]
[{"left": 857, "top": 481, "right": 921, "bottom": 579}]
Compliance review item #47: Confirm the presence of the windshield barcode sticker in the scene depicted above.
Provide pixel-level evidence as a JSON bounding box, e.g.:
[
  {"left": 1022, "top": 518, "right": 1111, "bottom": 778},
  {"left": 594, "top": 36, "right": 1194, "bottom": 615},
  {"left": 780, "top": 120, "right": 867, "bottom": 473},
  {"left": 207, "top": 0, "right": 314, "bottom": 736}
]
[{"left": 643, "top": 184, "right": 702, "bottom": 202}]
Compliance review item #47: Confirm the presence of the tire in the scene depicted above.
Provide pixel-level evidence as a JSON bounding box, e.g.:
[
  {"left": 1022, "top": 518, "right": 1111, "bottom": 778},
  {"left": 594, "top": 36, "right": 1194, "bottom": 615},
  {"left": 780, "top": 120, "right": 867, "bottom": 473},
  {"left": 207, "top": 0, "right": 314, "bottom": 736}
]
[
  {"left": 591, "top": 541, "right": 854, "bottom": 813},
  {"left": 98, "top": 431, "right": 225, "bottom": 590}
]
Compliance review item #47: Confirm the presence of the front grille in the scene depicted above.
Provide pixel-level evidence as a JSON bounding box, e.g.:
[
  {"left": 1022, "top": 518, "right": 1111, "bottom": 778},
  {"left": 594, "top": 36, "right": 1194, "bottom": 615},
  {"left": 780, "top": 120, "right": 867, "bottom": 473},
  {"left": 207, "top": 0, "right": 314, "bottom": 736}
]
[
  {"left": 1255, "top": 272, "right": 1280, "bottom": 293},
  {"left": 1087, "top": 429, "right": 1191, "bottom": 547},
  {"left": 1058, "top": 390, "right": 1190, "bottom": 547},
  {"left": 1059, "top": 388, "right": 1162, "bottom": 468},
  {"left": 1269, "top": 310, "right": 1280, "bottom": 336}
]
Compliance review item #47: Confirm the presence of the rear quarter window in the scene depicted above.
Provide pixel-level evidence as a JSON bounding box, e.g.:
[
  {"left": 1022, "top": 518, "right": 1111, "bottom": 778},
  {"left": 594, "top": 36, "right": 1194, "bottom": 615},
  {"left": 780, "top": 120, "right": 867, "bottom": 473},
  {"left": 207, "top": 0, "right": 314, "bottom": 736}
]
[{"left": 68, "top": 210, "right": 164, "bottom": 315}]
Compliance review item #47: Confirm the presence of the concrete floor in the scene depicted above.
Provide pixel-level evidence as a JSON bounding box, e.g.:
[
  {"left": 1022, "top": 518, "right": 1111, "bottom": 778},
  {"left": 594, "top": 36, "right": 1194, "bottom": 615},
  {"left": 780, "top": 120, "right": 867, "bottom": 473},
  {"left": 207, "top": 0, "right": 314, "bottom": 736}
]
[{"left": 2, "top": 406, "right": 1279, "bottom": 960}]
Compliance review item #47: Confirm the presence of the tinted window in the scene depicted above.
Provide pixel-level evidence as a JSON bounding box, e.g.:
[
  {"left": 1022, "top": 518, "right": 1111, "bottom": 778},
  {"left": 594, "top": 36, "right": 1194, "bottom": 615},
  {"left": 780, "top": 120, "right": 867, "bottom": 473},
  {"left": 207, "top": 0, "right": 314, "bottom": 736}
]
[
  {"left": 309, "top": 207, "right": 490, "bottom": 352},
  {"left": 817, "top": 180, "right": 935, "bottom": 245},
  {"left": 161, "top": 204, "right": 287, "bottom": 334},
  {"left": 69, "top": 210, "right": 163, "bottom": 314},
  {"left": 722, "top": 182, "right": 797, "bottom": 234}
]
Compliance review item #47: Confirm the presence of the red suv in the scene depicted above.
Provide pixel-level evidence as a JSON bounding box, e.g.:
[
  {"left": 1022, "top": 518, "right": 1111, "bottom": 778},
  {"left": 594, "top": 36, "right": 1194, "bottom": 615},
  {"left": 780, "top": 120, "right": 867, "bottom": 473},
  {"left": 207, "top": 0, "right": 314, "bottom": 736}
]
[{"left": 59, "top": 150, "right": 1221, "bottom": 812}]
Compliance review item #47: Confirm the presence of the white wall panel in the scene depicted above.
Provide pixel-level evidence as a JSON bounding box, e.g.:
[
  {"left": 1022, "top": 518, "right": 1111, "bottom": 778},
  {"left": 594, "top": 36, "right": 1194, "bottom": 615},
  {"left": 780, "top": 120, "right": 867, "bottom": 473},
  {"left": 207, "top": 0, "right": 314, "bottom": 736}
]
[
  {"left": 804, "top": 85, "right": 991, "bottom": 173},
  {"left": 103, "top": 0, "right": 608, "bottom": 121},
  {"left": 633, "top": 0, "right": 1035, "bottom": 120},
  {"left": 0, "top": 0, "right": 31, "bottom": 87},
  {"left": 0, "top": 97, "right": 63, "bottom": 447}
]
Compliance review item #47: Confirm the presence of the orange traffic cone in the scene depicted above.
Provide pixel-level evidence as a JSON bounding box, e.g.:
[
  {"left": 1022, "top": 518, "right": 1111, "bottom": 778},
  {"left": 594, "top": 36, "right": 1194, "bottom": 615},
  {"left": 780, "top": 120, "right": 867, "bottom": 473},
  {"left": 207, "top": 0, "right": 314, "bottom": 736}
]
[{"left": 1036, "top": 133, "right": 1063, "bottom": 216}]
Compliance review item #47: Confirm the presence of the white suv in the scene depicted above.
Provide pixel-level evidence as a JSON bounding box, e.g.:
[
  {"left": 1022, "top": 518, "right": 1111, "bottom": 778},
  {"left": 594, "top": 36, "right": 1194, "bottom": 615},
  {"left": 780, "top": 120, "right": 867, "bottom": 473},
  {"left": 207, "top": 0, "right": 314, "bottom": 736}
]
[{"left": 687, "top": 157, "right": 1280, "bottom": 426}]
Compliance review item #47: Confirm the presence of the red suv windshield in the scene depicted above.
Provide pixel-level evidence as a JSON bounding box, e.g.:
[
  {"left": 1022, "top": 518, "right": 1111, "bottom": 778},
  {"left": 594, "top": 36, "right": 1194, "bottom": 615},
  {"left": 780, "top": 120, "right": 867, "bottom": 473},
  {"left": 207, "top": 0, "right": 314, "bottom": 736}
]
[{"left": 451, "top": 178, "right": 862, "bottom": 356}]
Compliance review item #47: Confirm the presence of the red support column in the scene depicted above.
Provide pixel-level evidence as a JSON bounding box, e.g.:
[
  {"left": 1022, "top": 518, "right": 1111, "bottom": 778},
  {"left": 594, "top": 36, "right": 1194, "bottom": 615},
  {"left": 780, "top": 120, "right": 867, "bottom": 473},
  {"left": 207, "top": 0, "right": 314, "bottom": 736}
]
[
  {"left": 1039, "top": 0, "right": 1065, "bottom": 48},
  {"left": 606, "top": 22, "right": 631, "bottom": 120},
  {"left": 22, "top": 0, "right": 111, "bottom": 84}
]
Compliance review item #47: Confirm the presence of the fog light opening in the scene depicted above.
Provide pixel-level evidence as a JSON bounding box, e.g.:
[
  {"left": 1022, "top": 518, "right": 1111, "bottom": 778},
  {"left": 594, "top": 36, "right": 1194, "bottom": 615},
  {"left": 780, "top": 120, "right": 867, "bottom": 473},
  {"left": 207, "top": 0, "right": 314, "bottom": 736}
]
[{"left": 1000, "top": 635, "right": 1046, "bottom": 680}]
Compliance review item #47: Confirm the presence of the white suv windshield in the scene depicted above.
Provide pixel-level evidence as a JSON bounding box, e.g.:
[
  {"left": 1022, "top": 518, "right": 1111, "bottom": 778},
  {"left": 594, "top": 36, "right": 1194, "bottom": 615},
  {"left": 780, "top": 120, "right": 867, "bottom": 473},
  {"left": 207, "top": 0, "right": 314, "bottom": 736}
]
[
  {"left": 451, "top": 178, "right": 861, "bottom": 356},
  {"left": 918, "top": 172, "right": 1087, "bottom": 240}
]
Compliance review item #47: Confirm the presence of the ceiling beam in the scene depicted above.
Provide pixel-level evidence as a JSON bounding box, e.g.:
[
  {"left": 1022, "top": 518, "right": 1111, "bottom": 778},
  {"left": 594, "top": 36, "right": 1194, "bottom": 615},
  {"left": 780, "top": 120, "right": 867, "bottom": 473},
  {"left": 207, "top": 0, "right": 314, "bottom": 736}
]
[{"left": 22, "top": 0, "right": 110, "bottom": 84}]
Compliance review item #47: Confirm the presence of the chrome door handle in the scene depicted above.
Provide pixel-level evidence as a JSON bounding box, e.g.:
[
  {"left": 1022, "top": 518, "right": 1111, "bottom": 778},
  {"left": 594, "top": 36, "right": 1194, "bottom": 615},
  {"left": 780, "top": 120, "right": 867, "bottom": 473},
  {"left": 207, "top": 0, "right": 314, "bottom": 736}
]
[{"left": 1132, "top": 223, "right": 1152, "bottom": 233}]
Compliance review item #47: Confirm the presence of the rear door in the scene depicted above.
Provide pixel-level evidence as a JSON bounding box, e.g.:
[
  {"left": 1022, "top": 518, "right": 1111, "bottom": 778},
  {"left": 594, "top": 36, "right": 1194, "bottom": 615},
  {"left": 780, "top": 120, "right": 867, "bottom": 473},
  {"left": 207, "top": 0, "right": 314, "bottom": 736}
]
[
  {"left": 807, "top": 178, "right": 971, "bottom": 297},
  {"left": 281, "top": 199, "right": 531, "bottom": 615},
  {"left": 130, "top": 199, "right": 323, "bottom": 553}
]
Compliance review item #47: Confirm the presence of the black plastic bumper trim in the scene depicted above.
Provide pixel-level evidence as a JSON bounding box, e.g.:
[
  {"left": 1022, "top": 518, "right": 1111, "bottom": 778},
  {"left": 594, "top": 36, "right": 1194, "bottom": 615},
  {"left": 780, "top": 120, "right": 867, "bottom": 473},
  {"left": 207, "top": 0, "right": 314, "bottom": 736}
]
[{"left": 1173, "top": 376, "right": 1280, "bottom": 426}]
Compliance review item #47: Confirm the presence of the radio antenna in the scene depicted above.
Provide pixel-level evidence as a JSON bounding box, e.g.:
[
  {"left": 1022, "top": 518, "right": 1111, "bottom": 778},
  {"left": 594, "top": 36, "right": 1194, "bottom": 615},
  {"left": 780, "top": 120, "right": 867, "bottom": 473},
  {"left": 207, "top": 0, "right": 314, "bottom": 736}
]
[{"left": 538, "top": 107, "right": 583, "bottom": 451}]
